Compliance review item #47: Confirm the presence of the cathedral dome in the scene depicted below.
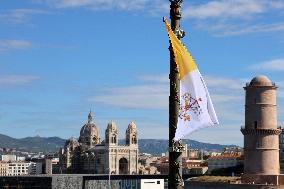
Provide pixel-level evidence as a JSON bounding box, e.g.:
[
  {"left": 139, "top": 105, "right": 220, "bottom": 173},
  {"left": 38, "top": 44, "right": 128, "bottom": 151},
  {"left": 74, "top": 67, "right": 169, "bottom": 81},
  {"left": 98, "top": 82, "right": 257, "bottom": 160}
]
[
  {"left": 80, "top": 122, "right": 99, "bottom": 137},
  {"left": 250, "top": 75, "right": 273, "bottom": 86},
  {"left": 107, "top": 120, "right": 117, "bottom": 131},
  {"left": 79, "top": 111, "right": 100, "bottom": 146}
]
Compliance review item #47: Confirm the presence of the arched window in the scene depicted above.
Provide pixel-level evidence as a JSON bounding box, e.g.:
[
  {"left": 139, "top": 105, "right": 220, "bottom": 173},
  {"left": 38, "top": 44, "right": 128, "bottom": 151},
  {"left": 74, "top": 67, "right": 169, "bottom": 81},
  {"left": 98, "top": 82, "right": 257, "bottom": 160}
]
[
  {"left": 132, "top": 137, "right": 137, "bottom": 144},
  {"left": 111, "top": 135, "right": 116, "bottom": 143}
]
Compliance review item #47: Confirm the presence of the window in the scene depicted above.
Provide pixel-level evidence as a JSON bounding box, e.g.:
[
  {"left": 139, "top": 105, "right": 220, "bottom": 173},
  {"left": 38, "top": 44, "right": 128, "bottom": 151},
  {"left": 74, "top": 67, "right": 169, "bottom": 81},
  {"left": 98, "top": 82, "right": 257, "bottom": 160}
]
[
  {"left": 254, "top": 121, "right": 257, "bottom": 129},
  {"left": 111, "top": 135, "right": 116, "bottom": 143},
  {"left": 132, "top": 137, "right": 137, "bottom": 144}
]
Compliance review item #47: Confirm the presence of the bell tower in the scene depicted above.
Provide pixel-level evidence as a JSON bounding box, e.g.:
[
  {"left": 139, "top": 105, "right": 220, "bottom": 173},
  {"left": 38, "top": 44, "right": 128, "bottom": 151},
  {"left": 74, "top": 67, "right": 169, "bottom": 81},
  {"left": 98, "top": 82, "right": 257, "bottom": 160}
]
[
  {"left": 126, "top": 122, "right": 138, "bottom": 146},
  {"left": 105, "top": 121, "right": 118, "bottom": 146}
]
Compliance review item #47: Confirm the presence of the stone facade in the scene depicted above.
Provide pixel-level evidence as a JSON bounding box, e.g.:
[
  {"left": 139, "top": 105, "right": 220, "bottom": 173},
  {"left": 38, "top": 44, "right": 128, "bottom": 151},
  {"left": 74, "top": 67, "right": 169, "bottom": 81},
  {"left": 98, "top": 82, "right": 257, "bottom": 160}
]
[
  {"left": 241, "top": 75, "right": 281, "bottom": 184},
  {"left": 59, "top": 111, "right": 138, "bottom": 174}
]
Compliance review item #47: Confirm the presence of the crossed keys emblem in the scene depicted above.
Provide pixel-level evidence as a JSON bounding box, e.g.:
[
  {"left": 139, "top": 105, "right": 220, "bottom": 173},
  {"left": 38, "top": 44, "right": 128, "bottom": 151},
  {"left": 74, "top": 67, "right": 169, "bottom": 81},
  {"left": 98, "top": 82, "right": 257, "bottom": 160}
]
[{"left": 179, "top": 92, "right": 203, "bottom": 122}]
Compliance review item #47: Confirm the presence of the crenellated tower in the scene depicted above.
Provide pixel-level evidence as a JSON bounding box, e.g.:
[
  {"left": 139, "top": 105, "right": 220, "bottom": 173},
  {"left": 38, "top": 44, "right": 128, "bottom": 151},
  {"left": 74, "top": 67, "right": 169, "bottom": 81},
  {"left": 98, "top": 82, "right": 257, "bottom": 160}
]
[{"left": 241, "top": 75, "right": 281, "bottom": 184}]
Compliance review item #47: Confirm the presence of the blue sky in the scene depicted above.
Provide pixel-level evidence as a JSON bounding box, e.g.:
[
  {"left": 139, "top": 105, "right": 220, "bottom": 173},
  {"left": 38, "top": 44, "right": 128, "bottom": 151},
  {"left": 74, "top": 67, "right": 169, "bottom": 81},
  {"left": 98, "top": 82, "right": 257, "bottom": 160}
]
[{"left": 1, "top": 0, "right": 284, "bottom": 146}]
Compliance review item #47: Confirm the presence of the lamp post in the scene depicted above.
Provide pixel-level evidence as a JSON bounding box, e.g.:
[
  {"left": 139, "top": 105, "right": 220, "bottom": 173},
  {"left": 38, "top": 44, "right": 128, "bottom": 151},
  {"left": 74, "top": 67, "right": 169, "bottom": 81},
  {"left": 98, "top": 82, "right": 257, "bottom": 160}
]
[{"left": 168, "top": 0, "right": 185, "bottom": 189}]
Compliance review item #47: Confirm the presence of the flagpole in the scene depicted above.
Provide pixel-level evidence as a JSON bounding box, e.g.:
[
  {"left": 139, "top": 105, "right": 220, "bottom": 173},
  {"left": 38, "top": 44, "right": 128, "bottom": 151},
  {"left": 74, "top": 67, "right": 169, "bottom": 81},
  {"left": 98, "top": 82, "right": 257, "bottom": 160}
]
[{"left": 168, "top": 0, "right": 185, "bottom": 189}]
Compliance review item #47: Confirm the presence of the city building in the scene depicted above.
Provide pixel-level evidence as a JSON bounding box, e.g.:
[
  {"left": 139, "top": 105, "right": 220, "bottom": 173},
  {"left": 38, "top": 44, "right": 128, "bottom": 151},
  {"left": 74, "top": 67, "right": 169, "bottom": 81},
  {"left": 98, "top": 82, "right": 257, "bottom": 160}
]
[
  {"left": 29, "top": 162, "right": 42, "bottom": 175},
  {"left": 182, "top": 144, "right": 188, "bottom": 157},
  {"left": 241, "top": 75, "right": 281, "bottom": 184},
  {"left": 6, "top": 162, "right": 42, "bottom": 176},
  {"left": 59, "top": 111, "right": 139, "bottom": 174},
  {"left": 138, "top": 165, "right": 160, "bottom": 175},
  {"left": 16, "top": 156, "right": 26, "bottom": 161},
  {"left": 207, "top": 154, "right": 242, "bottom": 174},
  {"left": 187, "top": 149, "right": 201, "bottom": 159},
  {"left": 152, "top": 157, "right": 169, "bottom": 174},
  {"left": 1, "top": 155, "right": 16, "bottom": 162},
  {"left": 223, "top": 147, "right": 243, "bottom": 156},
  {"left": 183, "top": 159, "right": 208, "bottom": 175},
  {"left": 0, "top": 162, "right": 8, "bottom": 176},
  {"left": 45, "top": 158, "right": 60, "bottom": 174}
]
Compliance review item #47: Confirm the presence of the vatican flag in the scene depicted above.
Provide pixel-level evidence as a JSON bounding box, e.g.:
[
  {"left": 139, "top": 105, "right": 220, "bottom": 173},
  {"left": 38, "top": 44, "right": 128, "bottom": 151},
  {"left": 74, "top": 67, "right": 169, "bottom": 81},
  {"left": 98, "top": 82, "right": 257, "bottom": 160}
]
[{"left": 164, "top": 19, "right": 219, "bottom": 141}]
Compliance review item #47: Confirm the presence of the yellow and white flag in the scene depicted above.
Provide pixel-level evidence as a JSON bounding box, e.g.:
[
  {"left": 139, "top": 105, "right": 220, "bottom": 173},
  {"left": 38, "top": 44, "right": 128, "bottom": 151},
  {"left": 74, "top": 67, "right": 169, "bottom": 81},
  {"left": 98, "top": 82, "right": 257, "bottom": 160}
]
[{"left": 164, "top": 19, "right": 219, "bottom": 141}]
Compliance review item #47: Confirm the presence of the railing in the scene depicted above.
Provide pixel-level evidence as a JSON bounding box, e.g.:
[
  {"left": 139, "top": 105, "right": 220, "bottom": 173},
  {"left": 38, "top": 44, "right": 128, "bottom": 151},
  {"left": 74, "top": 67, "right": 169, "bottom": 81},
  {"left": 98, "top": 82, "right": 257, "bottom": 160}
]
[
  {"left": 241, "top": 126, "right": 282, "bottom": 130},
  {"left": 0, "top": 174, "right": 201, "bottom": 189},
  {"left": 81, "top": 174, "right": 200, "bottom": 189},
  {"left": 82, "top": 173, "right": 198, "bottom": 180},
  {"left": 240, "top": 128, "right": 282, "bottom": 135},
  {"left": 245, "top": 82, "right": 276, "bottom": 87}
]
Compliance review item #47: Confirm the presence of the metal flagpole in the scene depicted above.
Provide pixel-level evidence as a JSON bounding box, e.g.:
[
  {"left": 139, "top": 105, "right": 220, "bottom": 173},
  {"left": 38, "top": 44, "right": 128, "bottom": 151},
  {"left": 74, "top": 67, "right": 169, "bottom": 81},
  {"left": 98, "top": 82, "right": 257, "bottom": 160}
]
[{"left": 168, "top": 0, "right": 185, "bottom": 189}]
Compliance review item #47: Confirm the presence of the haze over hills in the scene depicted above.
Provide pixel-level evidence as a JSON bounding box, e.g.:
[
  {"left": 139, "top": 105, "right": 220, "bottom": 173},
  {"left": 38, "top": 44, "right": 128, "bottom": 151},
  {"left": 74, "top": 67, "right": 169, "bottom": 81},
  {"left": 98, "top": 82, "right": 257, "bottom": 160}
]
[{"left": 0, "top": 133, "right": 238, "bottom": 154}]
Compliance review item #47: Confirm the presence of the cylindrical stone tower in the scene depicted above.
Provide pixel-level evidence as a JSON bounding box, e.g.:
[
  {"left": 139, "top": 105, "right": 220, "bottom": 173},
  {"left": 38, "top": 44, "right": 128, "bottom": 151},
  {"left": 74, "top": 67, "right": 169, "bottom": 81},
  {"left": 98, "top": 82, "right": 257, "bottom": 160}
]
[{"left": 241, "top": 75, "right": 281, "bottom": 177}]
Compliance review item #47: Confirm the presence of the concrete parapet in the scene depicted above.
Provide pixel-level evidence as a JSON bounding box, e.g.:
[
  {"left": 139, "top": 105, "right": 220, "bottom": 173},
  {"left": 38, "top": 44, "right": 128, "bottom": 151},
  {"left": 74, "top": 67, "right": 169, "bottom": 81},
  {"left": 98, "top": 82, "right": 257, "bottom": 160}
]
[
  {"left": 185, "top": 181, "right": 284, "bottom": 189},
  {"left": 241, "top": 174, "right": 279, "bottom": 185},
  {"left": 52, "top": 175, "right": 83, "bottom": 189},
  {"left": 0, "top": 176, "right": 52, "bottom": 189}
]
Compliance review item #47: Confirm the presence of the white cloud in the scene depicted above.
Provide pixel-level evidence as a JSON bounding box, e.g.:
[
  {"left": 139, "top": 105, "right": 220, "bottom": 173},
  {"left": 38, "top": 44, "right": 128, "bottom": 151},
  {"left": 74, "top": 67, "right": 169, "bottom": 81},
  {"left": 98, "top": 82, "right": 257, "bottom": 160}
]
[
  {"left": 57, "top": 0, "right": 146, "bottom": 10},
  {"left": 37, "top": 0, "right": 168, "bottom": 12},
  {"left": 204, "top": 76, "right": 244, "bottom": 90},
  {"left": 219, "top": 22, "right": 284, "bottom": 36},
  {"left": 0, "top": 40, "right": 33, "bottom": 52},
  {"left": 89, "top": 74, "right": 245, "bottom": 109},
  {"left": 137, "top": 74, "right": 168, "bottom": 83},
  {"left": 249, "top": 58, "right": 284, "bottom": 71},
  {"left": 194, "top": 21, "right": 284, "bottom": 36},
  {"left": 269, "top": 1, "right": 284, "bottom": 9},
  {"left": 183, "top": 0, "right": 265, "bottom": 19},
  {"left": 88, "top": 74, "right": 247, "bottom": 144},
  {"left": 182, "top": 0, "right": 284, "bottom": 36},
  {"left": 89, "top": 84, "right": 168, "bottom": 109},
  {"left": 0, "top": 75, "right": 40, "bottom": 86},
  {"left": 30, "top": 0, "right": 284, "bottom": 36},
  {"left": 190, "top": 124, "right": 243, "bottom": 145},
  {"left": 211, "top": 94, "right": 242, "bottom": 103},
  {"left": 0, "top": 9, "right": 51, "bottom": 23}
]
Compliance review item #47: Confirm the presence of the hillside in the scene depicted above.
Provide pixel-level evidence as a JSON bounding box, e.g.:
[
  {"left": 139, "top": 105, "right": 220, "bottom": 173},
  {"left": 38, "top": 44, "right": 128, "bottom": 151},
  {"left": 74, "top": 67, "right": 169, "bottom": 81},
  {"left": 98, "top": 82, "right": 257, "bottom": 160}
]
[
  {"left": 137, "top": 139, "right": 237, "bottom": 154},
  {"left": 0, "top": 134, "right": 65, "bottom": 153},
  {"left": 0, "top": 134, "right": 238, "bottom": 154}
]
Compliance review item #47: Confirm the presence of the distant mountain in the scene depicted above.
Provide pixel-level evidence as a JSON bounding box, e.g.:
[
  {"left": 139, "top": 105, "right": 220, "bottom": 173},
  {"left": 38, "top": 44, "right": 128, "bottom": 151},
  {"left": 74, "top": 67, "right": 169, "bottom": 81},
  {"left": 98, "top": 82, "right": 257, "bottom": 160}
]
[
  {"left": 0, "top": 134, "right": 65, "bottom": 153},
  {"left": 0, "top": 134, "right": 238, "bottom": 154},
  {"left": 136, "top": 139, "right": 238, "bottom": 155}
]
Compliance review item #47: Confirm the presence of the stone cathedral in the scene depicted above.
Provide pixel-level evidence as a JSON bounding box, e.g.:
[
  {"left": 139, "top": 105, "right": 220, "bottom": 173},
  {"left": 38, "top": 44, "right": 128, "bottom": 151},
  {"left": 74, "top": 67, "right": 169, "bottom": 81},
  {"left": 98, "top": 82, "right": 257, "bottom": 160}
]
[{"left": 59, "top": 111, "right": 139, "bottom": 174}]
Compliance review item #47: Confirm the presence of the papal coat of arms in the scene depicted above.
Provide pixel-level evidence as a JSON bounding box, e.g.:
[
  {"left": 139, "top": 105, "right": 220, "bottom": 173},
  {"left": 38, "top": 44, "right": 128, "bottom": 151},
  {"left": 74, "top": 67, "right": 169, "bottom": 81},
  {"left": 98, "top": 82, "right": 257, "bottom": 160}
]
[{"left": 179, "top": 92, "right": 203, "bottom": 122}]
